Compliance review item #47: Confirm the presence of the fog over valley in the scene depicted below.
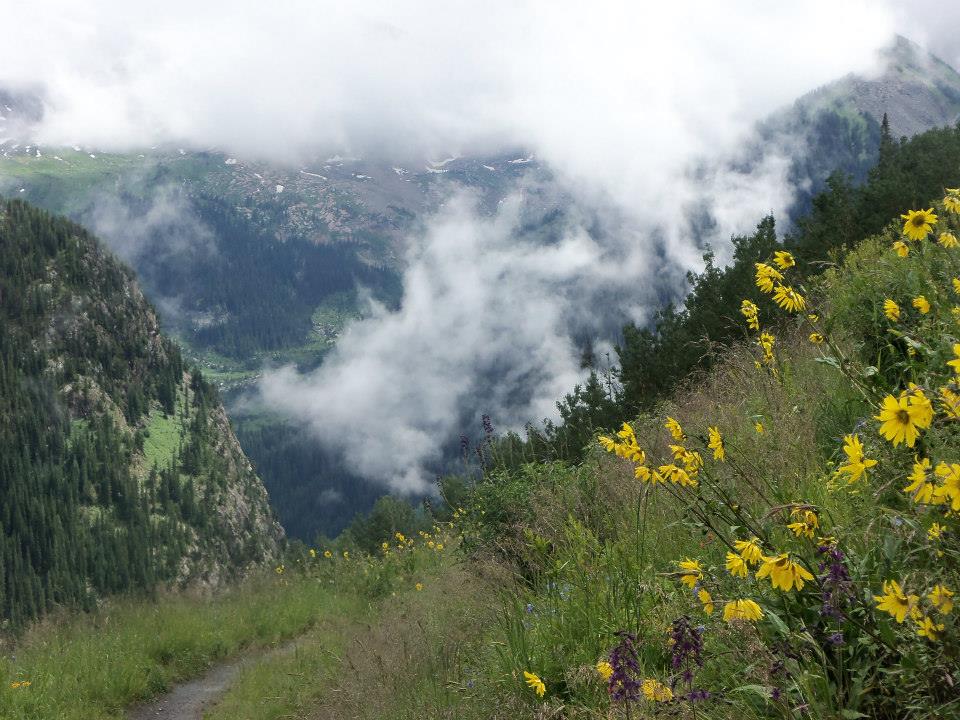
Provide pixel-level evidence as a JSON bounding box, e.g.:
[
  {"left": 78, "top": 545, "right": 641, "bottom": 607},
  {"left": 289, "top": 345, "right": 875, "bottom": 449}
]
[{"left": 3, "top": 0, "right": 959, "bottom": 503}]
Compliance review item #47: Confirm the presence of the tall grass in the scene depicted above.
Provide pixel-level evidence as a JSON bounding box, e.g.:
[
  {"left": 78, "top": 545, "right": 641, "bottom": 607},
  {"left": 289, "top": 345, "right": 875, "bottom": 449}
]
[
  {"left": 0, "top": 575, "right": 354, "bottom": 720},
  {"left": 458, "top": 205, "right": 960, "bottom": 717}
]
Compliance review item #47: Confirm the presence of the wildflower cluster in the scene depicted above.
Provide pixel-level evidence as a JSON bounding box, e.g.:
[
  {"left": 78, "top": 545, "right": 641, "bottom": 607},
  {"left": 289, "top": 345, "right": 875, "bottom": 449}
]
[
  {"left": 588, "top": 203, "right": 960, "bottom": 710},
  {"left": 501, "top": 198, "right": 960, "bottom": 715}
]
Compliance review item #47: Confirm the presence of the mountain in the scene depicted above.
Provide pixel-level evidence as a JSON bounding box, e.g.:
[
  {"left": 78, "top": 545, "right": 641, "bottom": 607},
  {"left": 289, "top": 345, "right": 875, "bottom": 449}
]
[
  {"left": 814, "top": 35, "right": 960, "bottom": 139},
  {"left": 760, "top": 35, "right": 960, "bottom": 219},
  {"left": 0, "top": 197, "right": 282, "bottom": 626},
  {"left": 2, "top": 36, "right": 959, "bottom": 543}
]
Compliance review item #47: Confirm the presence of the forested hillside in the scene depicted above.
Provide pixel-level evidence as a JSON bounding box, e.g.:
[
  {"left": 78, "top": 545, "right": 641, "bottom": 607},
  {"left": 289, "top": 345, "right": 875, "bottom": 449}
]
[
  {"left": 488, "top": 121, "right": 960, "bottom": 472},
  {"left": 0, "top": 199, "right": 282, "bottom": 626}
]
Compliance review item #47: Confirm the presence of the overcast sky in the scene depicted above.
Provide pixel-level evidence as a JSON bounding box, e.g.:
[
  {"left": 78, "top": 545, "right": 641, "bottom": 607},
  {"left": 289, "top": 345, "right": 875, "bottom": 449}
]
[{"left": 4, "top": 1, "right": 958, "bottom": 492}]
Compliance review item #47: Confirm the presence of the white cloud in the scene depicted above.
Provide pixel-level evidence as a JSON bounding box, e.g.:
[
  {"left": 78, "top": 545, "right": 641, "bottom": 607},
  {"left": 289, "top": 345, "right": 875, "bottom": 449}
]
[
  {"left": 260, "top": 192, "right": 596, "bottom": 493},
  {"left": 4, "top": 1, "right": 931, "bottom": 491}
]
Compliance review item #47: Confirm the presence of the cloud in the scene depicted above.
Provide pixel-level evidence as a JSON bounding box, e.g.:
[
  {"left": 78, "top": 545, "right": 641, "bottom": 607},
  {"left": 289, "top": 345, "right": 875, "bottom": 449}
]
[
  {"left": 260, "top": 190, "right": 596, "bottom": 492},
  {"left": 3, "top": 1, "right": 897, "bottom": 169},
  {"left": 3, "top": 1, "right": 927, "bottom": 492},
  {"left": 887, "top": 1, "right": 960, "bottom": 69},
  {"left": 81, "top": 184, "right": 215, "bottom": 266}
]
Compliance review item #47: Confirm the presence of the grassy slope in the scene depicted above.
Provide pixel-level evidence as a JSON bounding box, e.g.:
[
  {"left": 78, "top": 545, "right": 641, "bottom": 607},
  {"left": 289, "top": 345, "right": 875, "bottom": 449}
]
[
  {"left": 193, "top": 205, "right": 960, "bottom": 719},
  {"left": 0, "top": 576, "right": 354, "bottom": 720},
  {"left": 207, "top": 559, "right": 501, "bottom": 720},
  {"left": 0, "top": 525, "right": 466, "bottom": 719},
  {"left": 4, "top": 204, "right": 960, "bottom": 718},
  {"left": 141, "top": 402, "right": 186, "bottom": 471}
]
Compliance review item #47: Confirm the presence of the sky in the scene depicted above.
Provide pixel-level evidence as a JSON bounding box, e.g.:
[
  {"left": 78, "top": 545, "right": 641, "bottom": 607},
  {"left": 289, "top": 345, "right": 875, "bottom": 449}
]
[{"left": 3, "top": 1, "right": 958, "bottom": 493}]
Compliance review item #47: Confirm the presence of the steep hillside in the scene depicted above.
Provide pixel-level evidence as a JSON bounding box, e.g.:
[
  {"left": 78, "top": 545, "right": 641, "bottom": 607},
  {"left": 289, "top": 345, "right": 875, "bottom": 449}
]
[
  {"left": 0, "top": 198, "right": 282, "bottom": 626},
  {"left": 757, "top": 36, "right": 960, "bottom": 221},
  {"left": 817, "top": 35, "right": 960, "bottom": 139}
]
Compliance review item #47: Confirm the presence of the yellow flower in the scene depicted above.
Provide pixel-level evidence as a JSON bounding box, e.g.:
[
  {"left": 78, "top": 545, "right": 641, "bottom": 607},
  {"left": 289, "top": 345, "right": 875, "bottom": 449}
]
[
  {"left": 892, "top": 240, "right": 910, "bottom": 257},
  {"left": 773, "top": 250, "right": 795, "bottom": 270},
  {"left": 10, "top": 681, "right": 31, "bottom": 689},
  {"left": 756, "top": 553, "right": 814, "bottom": 592},
  {"left": 901, "top": 208, "right": 938, "bottom": 241},
  {"left": 912, "top": 295, "right": 931, "bottom": 314},
  {"left": 641, "top": 678, "right": 674, "bottom": 702},
  {"left": 772, "top": 284, "right": 806, "bottom": 313},
  {"left": 758, "top": 332, "right": 775, "bottom": 365},
  {"left": 343, "top": 551, "right": 350, "bottom": 559},
  {"left": 946, "top": 192, "right": 960, "bottom": 213},
  {"left": 698, "top": 588, "right": 714, "bottom": 615},
  {"left": 722, "top": 599, "right": 764, "bottom": 622},
  {"left": 755, "top": 263, "right": 783, "bottom": 294},
  {"left": 953, "top": 278, "right": 960, "bottom": 295},
  {"left": 664, "top": 416, "right": 685, "bottom": 442},
  {"left": 740, "top": 299, "right": 760, "bottom": 330},
  {"left": 596, "top": 660, "right": 614, "bottom": 682},
  {"left": 658, "top": 463, "right": 698, "bottom": 487},
  {"left": 678, "top": 558, "right": 703, "bottom": 588},
  {"left": 934, "top": 461, "right": 960, "bottom": 510},
  {"left": 875, "top": 580, "right": 919, "bottom": 623},
  {"left": 787, "top": 508, "right": 819, "bottom": 539},
  {"left": 941, "top": 385, "right": 960, "bottom": 419},
  {"left": 883, "top": 299, "right": 900, "bottom": 321},
  {"left": 523, "top": 671, "right": 546, "bottom": 698},
  {"left": 929, "top": 585, "right": 955, "bottom": 614},
  {"left": 902, "top": 457, "right": 940, "bottom": 505},
  {"left": 734, "top": 537, "right": 764, "bottom": 566},
  {"left": 807, "top": 313, "right": 820, "bottom": 322},
  {"left": 948, "top": 344, "right": 960, "bottom": 374},
  {"left": 435, "top": 543, "right": 444, "bottom": 551},
  {"left": 915, "top": 614, "right": 946, "bottom": 641},
  {"left": 634, "top": 464, "right": 661, "bottom": 483},
  {"left": 939, "top": 232, "right": 959, "bottom": 248},
  {"left": 323, "top": 550, "right": 332, "bottom": 558},
  {"left": 754, "top": 421, "right": 764, "bottom": 434},
  {"left": 725, "top": 552, "right": 749, "bottom": 578},
  {"left": 835, "top": 434, "right": 877, "bottom": 484},
  {"left": 929, "top": 522, "right": 945, "bottom": 541},
  {"left": 807, "top": 332, "right": 824, "bottom": 345},
  {"left": 876, "top": 390, "right": 933, "bottom": 448},
  {"left": 415, "top": 582, "right": 423, "bottom": 591},
  {"left": 599, "top": 423, "right": 647, "bottom": 463},
  {"left": 707, "top": 427, "right": 725, "bottom": 461},
  {"left": 669, "top": 445, "right": 703, "bottom": 473}
]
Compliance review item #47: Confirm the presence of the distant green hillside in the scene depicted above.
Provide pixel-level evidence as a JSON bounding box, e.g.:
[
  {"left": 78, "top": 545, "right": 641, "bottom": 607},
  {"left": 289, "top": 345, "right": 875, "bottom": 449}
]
[{"left": 0, "top": 198, "right": 282, "bottom": 626}]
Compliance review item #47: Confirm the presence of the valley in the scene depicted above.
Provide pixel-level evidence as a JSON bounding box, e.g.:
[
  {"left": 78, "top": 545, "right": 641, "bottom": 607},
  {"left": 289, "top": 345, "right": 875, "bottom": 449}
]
[{"left": 4, "top": 15, "right": 960, "bottom": 717}]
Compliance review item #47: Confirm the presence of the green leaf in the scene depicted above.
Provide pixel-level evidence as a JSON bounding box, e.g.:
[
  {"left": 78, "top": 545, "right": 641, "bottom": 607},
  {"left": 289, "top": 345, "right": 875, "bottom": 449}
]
[
  {"left": 841, "top": 710, "right": 868, "bottom": 719},
  {"left": 764, "top": 609, "right": 790, "bottom": 635},
  {"left": 816, "top": 356, "right": 842, "bottom": 369}
]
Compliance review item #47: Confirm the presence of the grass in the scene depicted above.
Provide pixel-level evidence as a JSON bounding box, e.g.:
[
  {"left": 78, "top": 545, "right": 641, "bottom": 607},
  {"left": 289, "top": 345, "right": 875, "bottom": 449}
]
[
  {"left": 204, "top": 527, "right": 502, "bottom": 720},
  {"left": 0, "top": 576, "right": 357, "bottom": 720},
  {"left": 142, "top": 406, "right": 185, "bottom": 470}
]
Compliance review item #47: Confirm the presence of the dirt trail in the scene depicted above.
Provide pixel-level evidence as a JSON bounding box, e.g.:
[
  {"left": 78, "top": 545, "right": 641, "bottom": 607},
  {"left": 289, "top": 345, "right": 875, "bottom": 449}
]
[{"left": 127, "top": 641, "right": 297, "bottom": 720}]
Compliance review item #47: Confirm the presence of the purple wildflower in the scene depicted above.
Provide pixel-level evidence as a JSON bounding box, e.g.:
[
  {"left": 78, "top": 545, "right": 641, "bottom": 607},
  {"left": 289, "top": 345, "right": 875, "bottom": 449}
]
[
  {"left": 608, "top": 631, "right": 642, "bottom": 703},
  {"left": 481, "top": 414, "right": 495, "bottom": 436},
  {"left": 669, "top": 615, "right": 709, "bottom": 701},
  {"left": 817, "top": 545, "right": 854, "bottom": 621}
]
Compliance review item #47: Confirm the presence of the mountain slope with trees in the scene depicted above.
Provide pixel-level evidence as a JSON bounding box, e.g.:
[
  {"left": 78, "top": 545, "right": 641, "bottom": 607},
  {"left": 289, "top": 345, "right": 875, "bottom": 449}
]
[{"left": 0, "top": 198, "right": 282, "bottom": 626}]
